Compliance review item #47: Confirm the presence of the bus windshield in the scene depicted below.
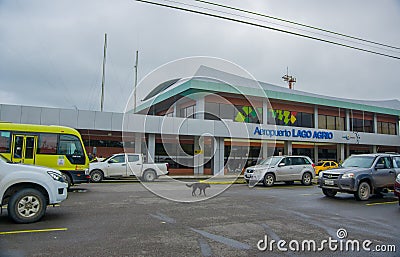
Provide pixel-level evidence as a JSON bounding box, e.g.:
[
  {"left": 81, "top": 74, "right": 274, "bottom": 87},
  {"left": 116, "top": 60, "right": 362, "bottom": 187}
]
[{"left": 59, "top": 135, "right": 84, "bottom": 156}]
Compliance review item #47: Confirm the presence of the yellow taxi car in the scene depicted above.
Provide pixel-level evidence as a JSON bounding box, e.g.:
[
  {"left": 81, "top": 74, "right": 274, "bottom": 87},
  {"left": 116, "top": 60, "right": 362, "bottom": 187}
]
[{"left": 314, "top": 160, "right": 339, "bottom": 175}]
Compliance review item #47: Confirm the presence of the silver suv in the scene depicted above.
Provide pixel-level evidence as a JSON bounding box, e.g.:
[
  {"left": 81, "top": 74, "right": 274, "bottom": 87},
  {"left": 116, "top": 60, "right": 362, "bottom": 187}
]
[{"left": 244, "top": 156, "right": 315, "bottom": 187}]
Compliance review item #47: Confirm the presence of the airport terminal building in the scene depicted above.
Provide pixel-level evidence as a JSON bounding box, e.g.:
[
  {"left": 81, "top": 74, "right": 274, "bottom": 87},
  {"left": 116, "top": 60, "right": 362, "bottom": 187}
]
[{"left": 1, "top": 67, "right": 400, "bottom": 175}]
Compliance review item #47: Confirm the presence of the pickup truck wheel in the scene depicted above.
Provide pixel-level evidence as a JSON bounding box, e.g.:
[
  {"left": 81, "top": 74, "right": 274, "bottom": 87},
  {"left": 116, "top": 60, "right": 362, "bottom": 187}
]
[
  {"left": 61, "top": 173, "right": 72, "bottom": 189},
  {"left": 90, "top": 170, "right": 104, "bottom": 183},
  {"left": 322, "top": 188, "right": 337, "bottom": 197},
  {"left": 263, "top": 173, "right": 275, "bottom": 187},
  {"left": 8, "top": 188, "right": 47, "bottom": 224},
  {"left": 142, "top": 170, "right": 156, "bottom": 182},
  {"left": 301, "top": 172, "right": 312, "bottom": 186},
  {"left": 355, "top": 181, "right": 371, "bottom": 201}
]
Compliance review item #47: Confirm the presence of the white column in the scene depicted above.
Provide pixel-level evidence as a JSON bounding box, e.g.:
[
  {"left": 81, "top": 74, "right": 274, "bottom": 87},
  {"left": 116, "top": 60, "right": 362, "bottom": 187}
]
[
  {"left": 194, "top": 136, "right": 204, "bottom": 175},
  {"left": 134, "top": 133, "right": 142, "bottom": 154},
  {"left": 346, "top": 110, "right": 350, "bottom": 131},
  {"left": 284, "top": 141, "right": 292, "bottom": 155},
  {"left": 346, "top": 144, "right": 350, "bottom": 157},
  {"left": 340, "top": 144, "right": 345, "bottom": 162},
  {"left": 263, "top": 99, "right": 268, "bottom": 125},
  {"left": 373, "top": 113, "right": 378, "bottom": 133},
  {"left": 337, "top": 143, "right": 345, "bottom": 163},
  {"left": 372, "top": 145, "right": 378, "bottom": 153},
  {"left": 262, "top": 141, "right": 268, "bottom": 159},
  {"left": 396, "top": 118, "right": 400, "bottom": 136},
  {"left": 147, "top": 134, "right": 155, "bottom": 163},
  {"left": 314, "top": 145, "right": 318, "bottom": 163},
  {"left": 314, "top": 106, "right": 319, "bottom": 129},
  {"left": 196, "top": 97, "right": 205, "bottom": 120},
  {"left": 173, "top": 102, "right": 177, "bottom": 117},
  {"left": 213, "top": 137, "right": 225, "bottom": 175}
]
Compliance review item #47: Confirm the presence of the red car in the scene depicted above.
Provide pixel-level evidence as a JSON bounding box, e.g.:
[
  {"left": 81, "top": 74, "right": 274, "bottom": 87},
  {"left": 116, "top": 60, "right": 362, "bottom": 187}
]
[{"left": 395, "top": 173, "right": 400, "bottom": 205}]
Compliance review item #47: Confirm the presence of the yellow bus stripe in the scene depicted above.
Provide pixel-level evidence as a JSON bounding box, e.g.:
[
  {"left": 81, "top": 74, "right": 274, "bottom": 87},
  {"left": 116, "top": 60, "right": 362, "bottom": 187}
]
[{"left": 0, "top": 228, "right": 68, "bottom": 235}]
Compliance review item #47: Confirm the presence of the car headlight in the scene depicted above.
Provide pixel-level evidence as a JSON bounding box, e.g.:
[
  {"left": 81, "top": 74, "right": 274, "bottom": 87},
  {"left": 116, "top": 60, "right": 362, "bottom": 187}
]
[
  {"left": 342, "top": 173, "right": 354, "bottom": 179},
  {"left": 396, "top": 173, "right": 400, "bottom": 183},
  {"left": 47, "top": 171, "right": 66, "bottom": 183}
]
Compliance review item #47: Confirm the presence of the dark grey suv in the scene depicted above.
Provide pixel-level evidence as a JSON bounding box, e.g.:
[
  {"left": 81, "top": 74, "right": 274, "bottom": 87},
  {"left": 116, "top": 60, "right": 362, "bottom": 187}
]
[{"left": 319, "top": 154, "right": 400, "bottom": 201}]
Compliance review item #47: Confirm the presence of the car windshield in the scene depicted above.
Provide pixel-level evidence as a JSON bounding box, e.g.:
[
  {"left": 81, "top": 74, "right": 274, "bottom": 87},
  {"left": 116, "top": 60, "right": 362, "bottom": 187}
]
[
  {"left": 341, "top": 156, "right": 375, "bottom": 168},
  {"left": 259, "top": 156, "right": 281, "bottom": 166}
]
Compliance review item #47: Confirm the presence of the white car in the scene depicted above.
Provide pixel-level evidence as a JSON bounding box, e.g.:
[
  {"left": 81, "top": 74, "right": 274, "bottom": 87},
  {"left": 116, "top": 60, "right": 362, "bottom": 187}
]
[
  {"left": 0, "top": 155, "right": 68, "bottom": 223},
  {"left": 244, "top": 155, "right": 315, "bottom": 186},
  {"left": 89, "top": 153, "right": 169, "bottom": 182}
]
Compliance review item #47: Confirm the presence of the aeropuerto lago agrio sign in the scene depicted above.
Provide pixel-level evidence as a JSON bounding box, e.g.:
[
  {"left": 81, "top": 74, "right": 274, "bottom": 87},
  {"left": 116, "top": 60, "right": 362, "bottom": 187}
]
[{"left": 253, "top": 127, "right": 334, "bottom": 140}]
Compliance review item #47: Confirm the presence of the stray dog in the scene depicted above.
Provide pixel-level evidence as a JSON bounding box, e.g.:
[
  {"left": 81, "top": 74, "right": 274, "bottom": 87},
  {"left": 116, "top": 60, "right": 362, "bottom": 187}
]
[{"left": 186, "top": 183, "right": 210, "bottom": 196}]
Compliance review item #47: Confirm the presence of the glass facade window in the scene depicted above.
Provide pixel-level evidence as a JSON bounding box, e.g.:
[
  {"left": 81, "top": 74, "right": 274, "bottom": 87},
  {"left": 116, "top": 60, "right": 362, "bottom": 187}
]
[
  {"left": 326, "top": 116, "right": 335, "bottom": 130},
  {"left": 351, "top": 118, "right": 373, "bottom": 133},
  {"left": 155, "top": 142, "right": 194, "bottom": 169},
  {"left": 318, "top": 115, "right": 326, "bottom": 129},
  {"left": 377, "top": 121, "right": 397, "bottom": 135},
  {"left": 84, "top": 139, "right": 123, "bottom": 148},
  {"left": 204, "top": 102, "right": 262, "bottom": 123},
  {"left": 219, "top": 103, "right": 235, "bottom": 120},
  {"left": 180, "top": 105, "right": 195, "bottom": 119},
  {"left": 205, "top": 102, "right": 219, "bottom": 120},
  {"left": 318, "top": 115, "right": 345, "bottom": 131},
  {"left": 270, "top": 109, "right": 314, "bottom": 128},
  {"left": 336, "top": 117, "right": 345, "bottom": 131},
  {"left": 224, "top": 145, "right": 261, "bottom": 172},
  {"left": 235, "top": 105, "right": 262, "bottom": 123}
]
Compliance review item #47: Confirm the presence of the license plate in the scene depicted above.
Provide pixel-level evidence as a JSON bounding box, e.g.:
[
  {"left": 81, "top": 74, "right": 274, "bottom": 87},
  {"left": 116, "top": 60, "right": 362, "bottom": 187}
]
[{"left": 324, "top": 179, "right": 334, "bottom": 186}]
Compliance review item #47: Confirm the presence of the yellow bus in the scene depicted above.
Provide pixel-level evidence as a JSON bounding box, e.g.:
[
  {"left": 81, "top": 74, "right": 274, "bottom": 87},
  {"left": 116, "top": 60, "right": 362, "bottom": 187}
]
[{"left": 0, "top": 123, "right": 90, "bottom": 187}]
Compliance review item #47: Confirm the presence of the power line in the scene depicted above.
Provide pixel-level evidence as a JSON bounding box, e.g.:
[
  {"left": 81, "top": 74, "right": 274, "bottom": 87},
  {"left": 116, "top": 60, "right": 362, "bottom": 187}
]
[
  {"left": 194, "top": 0, "right": 400, "bottom": 51},
  {"left": 134, "top": 0, "right": 400, "bottom": 60},
  {"left": 165, "top": 0, "right": 399, "bottom": 54}
]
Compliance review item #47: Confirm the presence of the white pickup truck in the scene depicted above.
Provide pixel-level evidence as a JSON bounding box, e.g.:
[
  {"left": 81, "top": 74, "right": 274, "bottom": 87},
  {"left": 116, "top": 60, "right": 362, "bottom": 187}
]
[
  {"left": 0, "top": 155, "right": 68, "bottom": 223},
  {"left": 89, "top": 153, "right": 169, "bottom": 182}
]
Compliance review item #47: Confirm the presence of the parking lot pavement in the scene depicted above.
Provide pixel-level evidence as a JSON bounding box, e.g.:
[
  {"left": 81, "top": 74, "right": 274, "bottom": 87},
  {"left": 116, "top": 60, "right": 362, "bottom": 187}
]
[{"left": 0, "top": 182, "right": 399, "bottom": 257}]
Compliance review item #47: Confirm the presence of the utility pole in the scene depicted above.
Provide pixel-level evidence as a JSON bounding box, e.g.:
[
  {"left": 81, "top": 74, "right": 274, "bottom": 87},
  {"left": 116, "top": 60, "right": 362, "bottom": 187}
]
[
  {"left": 133, "top": 50, "right": 139, "bottom": 113},
  {"left": 282, "top": 67, "right": 296, "bottom": 90},
  {"left": 101, "top": 33, "right": 107, "bottom": 112}
]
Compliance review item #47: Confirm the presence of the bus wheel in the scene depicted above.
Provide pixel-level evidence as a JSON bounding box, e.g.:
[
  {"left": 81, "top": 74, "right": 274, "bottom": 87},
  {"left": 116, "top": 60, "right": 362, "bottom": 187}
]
[
  {"left": 90, "top": 170, "right": 104, "bottom": 183},
  {"left": 8, "top": 188, "right": 47, "bottom": 223},
  {"left": 61, "top": 173, "right": 72, "bottom": 189}
]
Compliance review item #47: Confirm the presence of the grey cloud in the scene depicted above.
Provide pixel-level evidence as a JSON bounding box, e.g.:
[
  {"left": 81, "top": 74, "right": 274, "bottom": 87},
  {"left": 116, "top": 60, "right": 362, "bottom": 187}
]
[{"left": 0, "top": 0, "right": 399, "bottom": 113}]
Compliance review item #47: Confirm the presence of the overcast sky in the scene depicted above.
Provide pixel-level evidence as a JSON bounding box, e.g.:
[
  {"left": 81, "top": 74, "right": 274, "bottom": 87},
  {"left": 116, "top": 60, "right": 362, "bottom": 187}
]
[{"left": 1, "top": 0, "right": 399, "bottom": 113}]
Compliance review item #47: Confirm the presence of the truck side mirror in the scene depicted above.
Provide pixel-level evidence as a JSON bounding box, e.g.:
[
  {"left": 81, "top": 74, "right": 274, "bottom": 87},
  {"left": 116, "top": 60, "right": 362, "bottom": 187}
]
[
  {"left": 375, "top": 163, "right": 385, "bottom": 169},
  {"left": 278, "top": 163, "right": 285, "bottom": 167}
]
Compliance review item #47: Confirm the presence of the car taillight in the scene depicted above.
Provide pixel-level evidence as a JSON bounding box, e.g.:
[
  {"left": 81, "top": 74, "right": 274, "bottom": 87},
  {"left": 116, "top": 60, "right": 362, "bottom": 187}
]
[{"left": 312, "top": 163, "right": 315, "bottom": 168}]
